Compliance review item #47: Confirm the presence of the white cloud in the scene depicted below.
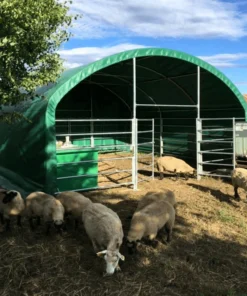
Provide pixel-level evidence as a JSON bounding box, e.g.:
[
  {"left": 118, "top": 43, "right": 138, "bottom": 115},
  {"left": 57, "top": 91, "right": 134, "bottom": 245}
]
[
  {"left": 69, "top": 0, "right": 247, "bottom": 39},
  {"left": 59, "top": 43, "right": 247, "bottom": 70},
  {"left": 198, "top": 53, "right": 247, "bottom": 67},
  {"left": 235, "top": 82, "right": 247, "bottom": 86},
  {"left": 58, "top": 43, "right": 149, "bottom": 68}
]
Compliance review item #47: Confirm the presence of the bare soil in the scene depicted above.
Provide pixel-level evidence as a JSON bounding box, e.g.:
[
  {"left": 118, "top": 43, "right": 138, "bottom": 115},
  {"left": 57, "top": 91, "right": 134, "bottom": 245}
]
[{"left": 1, "top": 152, "right": 247, "bottom": 296}]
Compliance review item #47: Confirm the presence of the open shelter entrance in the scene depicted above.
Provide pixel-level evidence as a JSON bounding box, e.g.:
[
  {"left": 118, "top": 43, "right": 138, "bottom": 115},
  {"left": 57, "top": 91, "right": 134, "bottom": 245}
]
[{"left": 0, "top": 48, "right": 246, "bottom": 196}]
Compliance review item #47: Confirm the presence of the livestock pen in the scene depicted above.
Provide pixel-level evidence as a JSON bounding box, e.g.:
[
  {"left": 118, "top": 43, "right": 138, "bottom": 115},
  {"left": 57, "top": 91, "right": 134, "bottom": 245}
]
[{"left": 0, "top": 47, "right": 247, "bottom": 196}]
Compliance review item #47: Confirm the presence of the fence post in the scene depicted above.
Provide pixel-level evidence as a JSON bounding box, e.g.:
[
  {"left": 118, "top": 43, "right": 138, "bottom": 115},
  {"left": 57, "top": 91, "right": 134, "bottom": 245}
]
[
  {"left": 160, "top": 117, "right": 163, "bottom": 156},
  {"left": 196, "top": 118, "right": 202, "bottom": 180},
  {"left": 152, "top": 118, "right": 155, "bottom": 179},
  {"left": 232, "top": 117, "right": 236, "bottom": 169}
]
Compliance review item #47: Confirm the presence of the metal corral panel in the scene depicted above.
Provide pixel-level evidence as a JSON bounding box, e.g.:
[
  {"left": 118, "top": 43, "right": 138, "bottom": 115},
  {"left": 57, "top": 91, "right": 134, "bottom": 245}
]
[{"left": 235, "top": 122, "right": 247, "bottom": 157}]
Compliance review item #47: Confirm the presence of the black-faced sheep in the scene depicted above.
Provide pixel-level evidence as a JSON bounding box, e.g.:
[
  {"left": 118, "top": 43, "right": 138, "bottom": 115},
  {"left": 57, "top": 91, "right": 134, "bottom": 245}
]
[
  {"left": 25, "top": 191, "right": 65, "bottom": 234},
  {"left": 127, "top": 199, "right": 175, "bottom": 254},
  {"left": 157, "top": 156, "right": 196, "bottom": 180},
  {"left": 56, "top": 191, "right": 92, "bottom": 229},
  {"left": 82, "top": 202, "right": 125, "bottom": 276},
  {"left": 231, "top": 168, "right": 247, "bottom": 202},
  {"left": 0, "top": 189, "right": 25, "bottom": 231}
]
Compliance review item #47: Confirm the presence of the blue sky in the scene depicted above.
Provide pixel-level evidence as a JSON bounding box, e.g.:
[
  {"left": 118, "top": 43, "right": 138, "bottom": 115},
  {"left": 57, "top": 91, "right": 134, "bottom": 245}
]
[{"left": 58, "top": 0, "right": 247, "bottom": 94}]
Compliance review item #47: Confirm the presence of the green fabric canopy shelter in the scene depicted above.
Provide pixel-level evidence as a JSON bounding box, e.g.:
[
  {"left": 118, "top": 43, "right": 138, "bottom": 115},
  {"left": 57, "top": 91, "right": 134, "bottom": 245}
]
[{"left": 0, "top": 47, "right": 246, "bottom": 197}]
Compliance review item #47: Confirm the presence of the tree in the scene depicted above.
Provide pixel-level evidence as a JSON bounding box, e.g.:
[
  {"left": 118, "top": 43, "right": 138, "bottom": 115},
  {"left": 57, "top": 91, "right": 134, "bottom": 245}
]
[{"left": 0, "top": 0, "right": 78, "bottom": 121}]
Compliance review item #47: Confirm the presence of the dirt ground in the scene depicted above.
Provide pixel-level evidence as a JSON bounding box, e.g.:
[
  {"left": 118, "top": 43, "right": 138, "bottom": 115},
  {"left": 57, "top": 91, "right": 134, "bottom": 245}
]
[{"left": 1, "top": 153, "right": 247, "bottom": 296}]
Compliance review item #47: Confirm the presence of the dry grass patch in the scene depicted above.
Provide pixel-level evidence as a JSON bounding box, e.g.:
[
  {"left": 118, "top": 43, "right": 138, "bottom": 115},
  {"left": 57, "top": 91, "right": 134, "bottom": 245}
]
[{"left": 1, "top": 157, "right": 247, "bottom": 295}]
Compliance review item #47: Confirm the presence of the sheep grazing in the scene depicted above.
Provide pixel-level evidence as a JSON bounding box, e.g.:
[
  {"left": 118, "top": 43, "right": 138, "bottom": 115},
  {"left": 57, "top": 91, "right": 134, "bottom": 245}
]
[
  {"left": 127, "top": 199, "right": 175, "bottom": 254},
  {"left": 25, "top": 191, "right": 65, "bottom": 235},
  {"left": 82, "top": 202, "right": 125, "bottom": 276},
  {"left": 156, "top": 156, "right": 196, "bottom": 180},
  {"left": 231, "top": 168, "right": 247, "bottom": 202},
  {"left": 0, "top": 190, "right": 25, "bottom": 231},
  {"left": 137, "top": 189, "right": 177, "bottom": 211},
  {"left": 56, "top": 191, "right": 92, "bottom": 229}
]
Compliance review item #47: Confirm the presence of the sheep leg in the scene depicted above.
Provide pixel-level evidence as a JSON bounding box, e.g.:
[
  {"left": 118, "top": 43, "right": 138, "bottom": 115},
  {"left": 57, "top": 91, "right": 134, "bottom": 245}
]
[
  {"left": 45, "top": 221, "right": 52, "bottom": 235},
  {"left": 0, "top": 213, "right": 4, "bottom": 225},
  {"left": 165, "top": 224, "right": 173, "bottom": 243},
  {"left": 92, "top": 240, "right": 101, "bottom": 253},
  {"left": 147, "top": 234, "right": 159, "bottom": 248},
  {"left": 5, "top": 219, "right": 10, "bottom": 231},
  {"left": 29, "top": 218, "right": 35, "bottom": 231},
  {"left": 234, "top": 186, "right": 241, "bottom": 201},
  {"left": 17, "top": 215, "right": 22, "bottom": 227}
]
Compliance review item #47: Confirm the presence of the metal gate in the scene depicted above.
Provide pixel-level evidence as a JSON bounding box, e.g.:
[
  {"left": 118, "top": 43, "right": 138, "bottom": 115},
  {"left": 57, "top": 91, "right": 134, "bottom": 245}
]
[
  {"left": 196, "top": 117, "right": 244, "bottom": 179},
  {"left": 55, "top": 118, "right": 154, "bottom": 193}
]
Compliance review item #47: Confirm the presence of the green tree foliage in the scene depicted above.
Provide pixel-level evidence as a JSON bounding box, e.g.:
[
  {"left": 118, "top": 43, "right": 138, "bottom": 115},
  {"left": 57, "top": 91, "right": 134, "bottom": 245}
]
[{"left": 0, "top": 0, "right": 78, "bottom": 117}]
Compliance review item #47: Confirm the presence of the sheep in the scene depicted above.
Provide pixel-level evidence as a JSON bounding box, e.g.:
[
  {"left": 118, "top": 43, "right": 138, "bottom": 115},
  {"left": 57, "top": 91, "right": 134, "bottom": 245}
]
[
  {"left": 127, "top": 199, "right": 175, "bottom": 254},
  {"left": 56, "top": 191, "right": 92, "bottom": 229},
  {"left": 156, "top": 156, "right": 196, "bottom": 180},
  {"left": 82, "top": 202, "right": 125, "bottom": 276},
  {"left": 0, "top": 190, "right": 25, "bottom": 231},
  {"left": 136, "top": 189, "right": 177, "bottom": 211},
  {"left": 25, "top": 191, "right": 65, "bottom": 234},
  {"left": 231, "top": 168, "right": 247, "bottom": 202}
]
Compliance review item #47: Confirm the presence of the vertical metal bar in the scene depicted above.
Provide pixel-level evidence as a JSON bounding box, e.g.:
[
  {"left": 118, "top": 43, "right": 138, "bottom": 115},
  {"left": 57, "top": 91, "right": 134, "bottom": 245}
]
[
  {"left": 133, "top": 58, "right": 136, "bottom": 119},
  {"left": 196, "top": 118, "right": 202, "bottom": 180},
  {"left": 160, "top": 116, "right": 163, "bottom": 156},
  {"left": 134, "top": 118, "right": 138, "bottom": 190},
  {"left": 132, "top": 118, "right": 135, "bottom": 186},
  {"left": 233, "top": 117, "right": 236, "bottom": 169},
  {"left": 90, "top": 90, "right": 94, "bottom": 148},
  {"left": 133, "top": 58, "right": 138, "bottom": 190},
  {"left": 196, "top": 66, "right": 201, "bottom": 180},
  {"left": 152, "top": 118, "right": 155, "bottom": 179},
  {"left": 197, "top": 66, "right": 200, "bottom": 119}
]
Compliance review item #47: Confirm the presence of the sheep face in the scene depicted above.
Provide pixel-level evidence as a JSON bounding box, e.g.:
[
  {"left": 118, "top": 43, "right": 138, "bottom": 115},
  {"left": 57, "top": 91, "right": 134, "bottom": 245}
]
[
  {"left": 2, "top": 191, "right": 18, "bottom": 204},
  {"left": 97, "top": 250, "right": 125, "bottom": 276}
]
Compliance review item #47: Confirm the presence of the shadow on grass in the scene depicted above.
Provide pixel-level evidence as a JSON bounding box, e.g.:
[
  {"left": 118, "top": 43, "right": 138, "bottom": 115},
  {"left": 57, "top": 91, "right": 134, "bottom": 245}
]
[
  {"left": 187, "top": 182, "right": 239, "bottom": 207},
  {"left": 0, "top": 190, "right": 247, "bottom": 296}
]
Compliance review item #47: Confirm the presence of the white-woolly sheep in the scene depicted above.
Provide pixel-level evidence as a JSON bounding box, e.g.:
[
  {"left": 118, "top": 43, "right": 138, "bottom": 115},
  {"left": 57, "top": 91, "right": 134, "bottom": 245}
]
[
  {"left": 157, "top": 156, "right": 196, "bottom": 180},
  {"left": 137, "top": 189, "right": 177, "bottom": 211},
  {"left": 127, "top": 199, "right": 175, "bottom": 254},
  {"left": 56, "top": 191, "right": 92, "bottom": 229},
  {"left": 82, "top": 202, "right": 125, "bottom": 276},
  {"left": 25, "top": 191, "right": 65, "bottom": 234},
  {"left": 0, "top": 190, "right": 25, "bottom": 231},
  {"left": 231, "top": 168, "right": 247, "bottom": 202}
]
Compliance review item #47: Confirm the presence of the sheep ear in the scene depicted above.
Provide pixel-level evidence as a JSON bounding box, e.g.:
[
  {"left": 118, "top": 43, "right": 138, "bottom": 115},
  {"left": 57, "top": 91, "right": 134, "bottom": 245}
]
[
  {"left": 96, "top": 250, "right": 107, "bottom": 257},
  {"left": 118, "top": 252, "right": 125, "bottom": 261}
]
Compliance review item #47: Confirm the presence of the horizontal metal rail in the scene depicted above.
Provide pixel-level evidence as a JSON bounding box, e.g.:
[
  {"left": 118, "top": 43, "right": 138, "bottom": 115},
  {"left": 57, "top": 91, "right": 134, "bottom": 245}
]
[
  {"left": 136, "top": 104, "right": 197, "bottom": 108},
  {"left": 200, "top": 118, "right": 245, "bottom": 121},
  {"left": 57, "top": 156, "right": 133, "bottom": 166},
  {"left": 202, "top": 148, "right": 233, "bottom": 152},
  {"left": 137, "top": 141, "right": 153, "bottom": 146},
  {"left": 200, "top": 151, "right": 233, "bottom": 155},
  {"left": 199, "top": 128, "right": 233, "bottom": 132},
  {"left": 56, "top": 131, "right": 132, "bottom": 136},
  {"left": 198, "top": 139, "right": 233, "bottom": 143},
  {"left": 57, "top": 169, "right": 132, "bottom": 180},
  {"left": 200, "top": 162, "right": 233, "bottom": 167},
  {"left": 202, "top": 158, "right": 232, "bottom": 163},
  {"left": 56, "top": 119, "right": 133, "bottom": 122},
  {"left": 199, "top": 172, "right": 231, "bottom": 178},
  {"left": 137, "top": 130, "right": 153, "bottom": 134}
]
